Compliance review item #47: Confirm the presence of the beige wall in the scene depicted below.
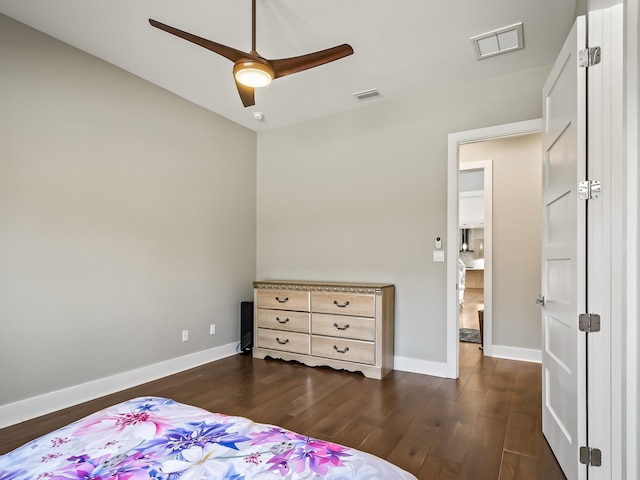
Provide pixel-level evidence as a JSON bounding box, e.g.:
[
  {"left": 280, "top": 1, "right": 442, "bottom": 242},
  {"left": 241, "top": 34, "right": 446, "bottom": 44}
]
[
  {"left": 460, "top": 134, "right": 543, "bottom": 351},
  {"left": 257, "top": 68, "right": 549, "bottom": 366},
  {"left": 0, "top": 14, "right": 257, "bottom": 406},
  {"left": 0, "top": 10, "right": 555, "bottom": 406}
]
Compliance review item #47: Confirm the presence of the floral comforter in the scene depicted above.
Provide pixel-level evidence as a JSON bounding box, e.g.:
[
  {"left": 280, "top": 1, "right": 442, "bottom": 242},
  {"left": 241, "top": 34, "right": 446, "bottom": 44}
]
[{"left": 0, "top": 396, "right": 417, "bottom": 479}]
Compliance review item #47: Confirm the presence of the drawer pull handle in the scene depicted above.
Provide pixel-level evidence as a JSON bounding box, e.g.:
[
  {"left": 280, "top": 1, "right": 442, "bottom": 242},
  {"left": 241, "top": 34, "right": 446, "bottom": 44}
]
[
  {"left": 333, "top": 322, "right": 350, "bottom": 331},
  {"left": 276, "top": 337, "right": 289, "bottom": 345},
  {"left": 333, "top": 345, "right": 350, "bottom": 354},
  {"left": 333, "top": 300, "right": 350, "bottom": 308},
  {"left": 275, "top": 296, "right": 289, "bottom": 303},
  {"left": 276, "top": 317, "right": 290, "bottom": 324}
]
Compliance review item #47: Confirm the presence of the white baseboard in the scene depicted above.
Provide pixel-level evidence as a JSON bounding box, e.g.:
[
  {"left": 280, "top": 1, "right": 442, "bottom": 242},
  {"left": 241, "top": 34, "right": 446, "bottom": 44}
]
[
  {"left": 1, "top": 346, "right": 539, "bottom": 429},
  {"left": 0, "top": 343, "right": 238, "bottom": 429},
  {"left": 394, "top": 356, "right": 449, "bottom": 378},
  {"left": 489, "top": 345, "right": 541, "bottom": 363},
  {"left": 395, "top": 347, "right": 541, "bottom": 382}
]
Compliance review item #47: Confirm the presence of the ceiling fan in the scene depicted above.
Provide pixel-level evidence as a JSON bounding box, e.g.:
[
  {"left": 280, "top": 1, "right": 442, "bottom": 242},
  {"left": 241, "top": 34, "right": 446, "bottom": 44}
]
[{"left": 149, "top": 0, "right": 354, "bottom": 108}]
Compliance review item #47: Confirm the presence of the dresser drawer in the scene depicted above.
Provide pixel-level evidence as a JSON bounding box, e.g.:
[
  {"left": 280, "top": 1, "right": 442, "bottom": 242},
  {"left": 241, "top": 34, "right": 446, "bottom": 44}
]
[
  {"left": 312, "top": 313, "right": 375, "bottom": 341},
  {"left": 311, "top": 291, "right": 375, "bottom": 317},
  {"left": 257, "top": 289, "right": 310, "bottom": 311},
  {"left": 312, "top": 336, "right": 375, "bottom": 365},
  {"left": 257, "top": 309, "right": 310, "bottom": 333},
  {"left": 257, "top": 329, "right": 310, "bottom": 355}
]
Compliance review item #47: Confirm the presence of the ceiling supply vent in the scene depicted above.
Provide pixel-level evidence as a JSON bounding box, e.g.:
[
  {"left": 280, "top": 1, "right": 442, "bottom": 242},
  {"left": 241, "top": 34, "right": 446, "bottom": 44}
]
[
  {"left": 470, "top": 22, "right": 524, "bottom": 60},
  {"left": 352, "top": 88, "right": 382, "bottom": 101}
]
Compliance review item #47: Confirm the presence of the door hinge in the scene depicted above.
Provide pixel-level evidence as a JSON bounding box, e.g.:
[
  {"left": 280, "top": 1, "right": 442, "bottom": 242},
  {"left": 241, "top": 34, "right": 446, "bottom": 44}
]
[
  {"left": 578, "top": 180, "right": 601, "bottom": 200},
  {"left": 579, "top": 46, "right": 601, "bottom": 67},
  {"left": 580, "top": 446, "right": 602, "bottom": 467},
  {"left": 579, "top": 313, "right": 601, "bottom": 332}
]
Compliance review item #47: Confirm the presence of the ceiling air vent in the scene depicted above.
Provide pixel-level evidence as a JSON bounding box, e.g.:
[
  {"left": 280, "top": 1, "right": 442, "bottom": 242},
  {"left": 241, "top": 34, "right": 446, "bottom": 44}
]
[
  {"left": 352, "top": 88, "right": 382, "bottom": 101},
  {"left": 471, "top": 22, "right": 524, "bottom": 60}
]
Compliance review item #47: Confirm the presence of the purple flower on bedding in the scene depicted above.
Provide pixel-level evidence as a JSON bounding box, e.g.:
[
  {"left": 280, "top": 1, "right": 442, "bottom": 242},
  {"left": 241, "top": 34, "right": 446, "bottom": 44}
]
[
  {"left": 265, "top": 436, "right": 351, "bottom": 476},
  {"left": 47, "top": 452, "right": 153, "bottom": 480},
  {"left": 272, "top": 460, "right": 289, "bottom": 476},
  {"left": 303, "top": 439, "right": 352, "bottom": 472},
  {"left": 130, "top": 401, "right": 163, "bottom": 413},
  {"left": 193, "top": 421, "right": 252, "bottom": 450},
  {"left": 67, "top": 455, "right": 91, "bottom": 464},
  {"left": 250, "top": 426, "right": 352, "bottom": 474},
  {"left": 103, "top": 452, "right": 158, "bottom": 480},
  {"left": 76, "top": 408, "right": 172, "bottom": 441},
  {"left": 123, "top": 398, "right": 177, "bottom": 416},
  {"left": 144, "top": 421, "right": 251, "bottom": 455},
  {"left": 248, "top": 426, "right": 297, "bottom": 445},
  {"left": 46, "top": 454, "right": 110, "bottom": 479}
]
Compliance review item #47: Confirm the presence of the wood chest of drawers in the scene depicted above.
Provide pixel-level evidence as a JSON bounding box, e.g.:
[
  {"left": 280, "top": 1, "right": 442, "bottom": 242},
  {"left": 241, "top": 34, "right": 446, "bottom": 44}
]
[{"left": 252, "top": 280, "right": 395, "bottom": 379}]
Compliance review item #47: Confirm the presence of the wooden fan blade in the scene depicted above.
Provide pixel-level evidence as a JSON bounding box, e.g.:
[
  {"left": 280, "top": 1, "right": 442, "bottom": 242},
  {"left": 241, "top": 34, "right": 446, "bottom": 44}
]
[
  {"left": 235, "top": 79, "right": 255, "bottom": 107},
  {"left": 269, "top": 44, "right": 354, "bottom": 78},
  {"left": 149, "top": 19, "right": 250, "bottom": 63}
]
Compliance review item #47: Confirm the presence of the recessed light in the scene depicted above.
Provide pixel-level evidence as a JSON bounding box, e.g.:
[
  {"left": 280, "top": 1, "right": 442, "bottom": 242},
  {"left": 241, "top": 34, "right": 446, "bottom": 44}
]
[{"left": 252, "top": 112, "right": 264, "bottom": 120}]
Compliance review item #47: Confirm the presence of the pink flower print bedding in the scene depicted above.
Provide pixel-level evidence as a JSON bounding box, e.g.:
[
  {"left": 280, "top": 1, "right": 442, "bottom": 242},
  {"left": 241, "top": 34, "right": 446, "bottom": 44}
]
[{"left": 0, "top": 396, "right": 418, "bottom": 479}]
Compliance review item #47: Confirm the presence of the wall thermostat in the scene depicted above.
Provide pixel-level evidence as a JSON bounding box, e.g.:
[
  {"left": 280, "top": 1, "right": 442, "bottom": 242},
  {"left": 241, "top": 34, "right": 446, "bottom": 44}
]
[{"left": 435, "top": 236, "right": 442, "bottom": 249}]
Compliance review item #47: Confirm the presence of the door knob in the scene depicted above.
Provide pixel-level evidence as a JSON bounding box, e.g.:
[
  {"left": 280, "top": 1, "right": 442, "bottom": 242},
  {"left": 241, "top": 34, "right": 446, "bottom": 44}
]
[{"left": 532, "top": 295, "right": 545, "bottom": 306}]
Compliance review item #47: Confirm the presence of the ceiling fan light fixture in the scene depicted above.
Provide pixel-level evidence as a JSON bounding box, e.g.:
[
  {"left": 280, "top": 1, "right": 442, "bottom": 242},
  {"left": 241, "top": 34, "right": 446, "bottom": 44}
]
[
  {"left": 234, "top": 60, "right": 274, "bottom": 88},
  {"left": 150, "top": 0, "right": 353, "bottom": 107}
]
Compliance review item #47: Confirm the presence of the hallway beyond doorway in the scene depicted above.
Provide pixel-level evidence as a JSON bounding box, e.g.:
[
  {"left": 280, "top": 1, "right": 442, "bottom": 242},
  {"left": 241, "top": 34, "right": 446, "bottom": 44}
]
[{"left": 460, "top": 287, "right": 484, "bottom": 330}]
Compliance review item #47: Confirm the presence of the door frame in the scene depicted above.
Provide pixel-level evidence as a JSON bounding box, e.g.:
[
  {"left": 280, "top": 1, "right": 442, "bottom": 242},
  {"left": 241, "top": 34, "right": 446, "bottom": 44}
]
[
  {"left": 446, "top": 118, "right": 543, "bottom": 378},
  {"left": 585, "top": 4, "right": 625, "bottom": 478},
  {"left": 621, "top": 0, "right": 640, "bottom": 476}
]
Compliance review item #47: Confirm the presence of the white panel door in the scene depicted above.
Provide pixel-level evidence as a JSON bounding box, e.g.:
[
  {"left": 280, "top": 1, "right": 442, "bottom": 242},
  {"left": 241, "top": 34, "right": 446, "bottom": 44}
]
[{"left": 541, "top": 16, "right": 587, "bottom": 480}]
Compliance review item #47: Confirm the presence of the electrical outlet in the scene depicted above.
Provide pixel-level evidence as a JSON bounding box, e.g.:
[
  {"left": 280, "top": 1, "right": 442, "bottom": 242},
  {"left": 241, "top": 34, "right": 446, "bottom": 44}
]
[
  {"left": 181, "top": 330, "right": 188, "bottom": 342},
  {"left": 209, "top": 324, "right": 216, "bottom": 335}
]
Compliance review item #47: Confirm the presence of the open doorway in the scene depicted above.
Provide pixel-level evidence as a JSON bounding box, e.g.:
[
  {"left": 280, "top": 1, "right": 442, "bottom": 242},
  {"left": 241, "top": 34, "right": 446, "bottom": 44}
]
[
  {"left": 446, "top": 119, "right": 543, "bottom": 378},
  {"left": 458, "top": 163, "right": 491, "bottom": 355}
]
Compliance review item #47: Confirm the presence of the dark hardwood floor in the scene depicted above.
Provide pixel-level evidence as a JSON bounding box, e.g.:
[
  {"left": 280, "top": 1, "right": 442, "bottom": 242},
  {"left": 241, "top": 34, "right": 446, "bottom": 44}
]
[
  {"left": 0, "top": 352, "right": 566, "bottom": 479},
  {"left": 460, "top": 287, "right": 484, "bottom": 329}
]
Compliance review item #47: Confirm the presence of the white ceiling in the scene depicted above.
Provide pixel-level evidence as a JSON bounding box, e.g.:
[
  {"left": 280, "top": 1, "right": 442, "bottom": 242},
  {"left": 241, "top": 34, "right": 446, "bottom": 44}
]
[{"left": 0, "top": 0, "right": 577, "bottom": 132}]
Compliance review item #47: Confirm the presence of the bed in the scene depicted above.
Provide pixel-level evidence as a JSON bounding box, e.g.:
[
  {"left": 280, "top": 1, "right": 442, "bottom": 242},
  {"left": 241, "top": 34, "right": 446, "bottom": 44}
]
[{"left": 0, "top": 396, "right": 417, "bottom": 479}]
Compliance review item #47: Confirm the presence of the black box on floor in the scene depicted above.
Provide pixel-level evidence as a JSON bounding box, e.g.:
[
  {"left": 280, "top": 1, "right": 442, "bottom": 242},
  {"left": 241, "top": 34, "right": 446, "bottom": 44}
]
[{"left": 240, "top": 301, "right": 253, "bottom": 354}]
